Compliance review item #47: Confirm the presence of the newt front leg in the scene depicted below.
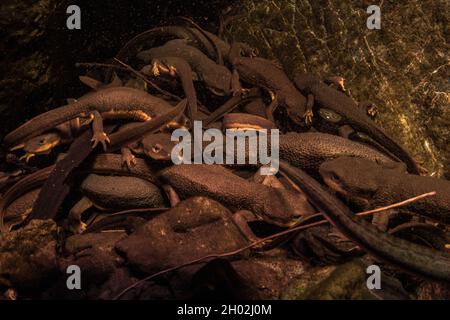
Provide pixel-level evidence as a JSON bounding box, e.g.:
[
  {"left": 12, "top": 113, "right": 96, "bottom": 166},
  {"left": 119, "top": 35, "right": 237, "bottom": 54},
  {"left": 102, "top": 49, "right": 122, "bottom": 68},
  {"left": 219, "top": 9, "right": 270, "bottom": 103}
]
[{"left": 90, "top": 110, "right": 110, "bottom": 150}]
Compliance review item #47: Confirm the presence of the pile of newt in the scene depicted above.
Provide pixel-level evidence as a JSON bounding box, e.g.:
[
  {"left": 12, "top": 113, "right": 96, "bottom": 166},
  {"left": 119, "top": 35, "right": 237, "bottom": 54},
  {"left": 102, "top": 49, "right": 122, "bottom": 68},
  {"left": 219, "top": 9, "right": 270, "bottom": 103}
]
[{"left": 0, "top": 19, "right": 449, "bottom": 300}]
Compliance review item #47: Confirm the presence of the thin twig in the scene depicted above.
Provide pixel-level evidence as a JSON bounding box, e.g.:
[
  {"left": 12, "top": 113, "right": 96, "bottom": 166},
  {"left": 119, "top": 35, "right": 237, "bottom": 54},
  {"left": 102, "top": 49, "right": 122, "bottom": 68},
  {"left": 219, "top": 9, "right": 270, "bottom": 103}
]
[{"left": 113, "top": 191, "right": 436, "bottom": 299}]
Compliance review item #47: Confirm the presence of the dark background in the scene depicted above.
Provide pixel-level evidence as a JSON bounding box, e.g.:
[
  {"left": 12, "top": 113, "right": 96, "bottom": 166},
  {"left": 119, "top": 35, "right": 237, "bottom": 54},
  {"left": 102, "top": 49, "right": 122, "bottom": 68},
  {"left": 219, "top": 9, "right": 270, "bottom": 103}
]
[{"left": 0, "top": 0, "right": 235, "bottom": 140}]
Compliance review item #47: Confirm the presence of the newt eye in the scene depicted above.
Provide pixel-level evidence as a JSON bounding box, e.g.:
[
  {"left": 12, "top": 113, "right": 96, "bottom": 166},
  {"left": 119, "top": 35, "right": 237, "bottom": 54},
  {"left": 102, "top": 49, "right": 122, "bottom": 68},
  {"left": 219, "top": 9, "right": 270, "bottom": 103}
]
[
  {"left": 152, "top": 144, "right": 163, "bottom": 153},
  {"left": 318, "top": 108, "right": 342, "bottom": 123}
]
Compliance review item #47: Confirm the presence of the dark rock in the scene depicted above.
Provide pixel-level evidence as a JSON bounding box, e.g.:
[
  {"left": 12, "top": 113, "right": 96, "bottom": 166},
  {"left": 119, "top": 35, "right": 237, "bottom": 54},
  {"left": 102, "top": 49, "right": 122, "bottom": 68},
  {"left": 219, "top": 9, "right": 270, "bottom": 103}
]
[
  {"left": 0, "top": 219, "right": 58, "bottom": 290},
  {"left": 115, "top": 197, "right": 249, "bottom": 275},
  {"left": 231, "top": 250, "right": 307, "bottom": 299}
]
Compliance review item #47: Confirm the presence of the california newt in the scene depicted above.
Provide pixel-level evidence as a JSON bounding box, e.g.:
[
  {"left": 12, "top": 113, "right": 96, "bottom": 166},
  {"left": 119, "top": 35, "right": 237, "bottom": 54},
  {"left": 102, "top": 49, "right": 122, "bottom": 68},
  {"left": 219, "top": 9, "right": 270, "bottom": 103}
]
[
  {"left": 279, "top": 132, "right": 403, "bottom": 176},
  {"left": 319, "top": 156, "right": 450, "bottom": 224},
  {"left": 294, "top": 74, "right": 419, "bottom": 174},
  {"left": 137, "top": 39, "right": 232, "bottom": 96},
  {"left": 159, "top": 164, "right": 316, "bottom": 227},
  {"left": 151, "top": 56, "right": 199, "bottom": 122},
  {"left": 280, "top": 160, "right": 450, "bottom": 282},
  {"left": 3, "top": 87, "right": 177, "bottom": 151},
  {"left": 229, "top": 44, "right": 312, "bottom": 125},
  {"left": 69, "top": 173, "right": 165, "bottom": 233}
]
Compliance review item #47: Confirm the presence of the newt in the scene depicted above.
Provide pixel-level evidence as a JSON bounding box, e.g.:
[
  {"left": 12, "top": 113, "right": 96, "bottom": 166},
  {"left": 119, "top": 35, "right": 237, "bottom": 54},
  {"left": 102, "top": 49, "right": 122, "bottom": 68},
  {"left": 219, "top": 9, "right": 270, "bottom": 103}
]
[
  {"left": 151, "top": 56, "right": 199, "bottom": 122},
  {"left": 115, "top": 25, "right": 218, "bottom": 67},
  {"left": 319, "top": 156, "right": 450, "bottom": 224},
  {"left": 159, "top": 164, "right": 316, "bottom": 227},
  {"left": 0, "top": 153, "right": 159, "bottom": 232},
  {"left": 24, "top": 103, "right": 186, "bottom": 225},
  {"left": 3, "top": 86, "right": 177, "bottom": 151},
  {"left": 280, "top": 160, "right": 450, "bottom": 282},
  {"left": 294, "top": 74, "right": 419, "bottom": 174},
  {"left": 229, "top": 44, "right": 312, "bottom": 125},
  {"left": 115, "top": 122, "right": 178, "bottom": 165},
  {"left": 137, "top": 39, "right": 232, "bottom": 96},
  {"left": 278, "top": 132, "right": 403, "bottom": 176},
  {"left": 139, "top": 130, "right": 400, "bottom": 176}
]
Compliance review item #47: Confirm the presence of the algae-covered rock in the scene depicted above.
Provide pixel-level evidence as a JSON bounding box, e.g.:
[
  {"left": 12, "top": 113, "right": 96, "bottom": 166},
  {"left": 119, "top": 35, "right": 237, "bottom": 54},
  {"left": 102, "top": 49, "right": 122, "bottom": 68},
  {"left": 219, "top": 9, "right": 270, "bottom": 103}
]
[
  {"left": 227, "top": 0, "right": 450, "bottom": 177},
  {"left": 282, "top": 260, "right": 409, "bottom": 300},
  {"left": 231, "top": 251, "right": 307, "bottom": 299},
  {"left": 0, "top": 219, "right": 59, "bottom": 289}
]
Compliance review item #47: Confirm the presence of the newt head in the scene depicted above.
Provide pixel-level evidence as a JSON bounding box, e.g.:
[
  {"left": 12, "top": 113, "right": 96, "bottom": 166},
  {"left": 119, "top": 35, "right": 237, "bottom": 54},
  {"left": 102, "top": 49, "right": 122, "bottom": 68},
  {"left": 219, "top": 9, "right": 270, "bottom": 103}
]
[
  {"left": 319, "top": 157, "right": 384, "bottom": 208},
  {"left": 262, "top": 187, "right": 309, "bottom": 227},
  {"left": 23, "top": 132, "right": 62, "bottom": 154},
  {"left": 141, "top": 132, "right": 177, "bottom": 161},
  {"left": 11, "top": 132, "right": 62, "bottom": 162}
]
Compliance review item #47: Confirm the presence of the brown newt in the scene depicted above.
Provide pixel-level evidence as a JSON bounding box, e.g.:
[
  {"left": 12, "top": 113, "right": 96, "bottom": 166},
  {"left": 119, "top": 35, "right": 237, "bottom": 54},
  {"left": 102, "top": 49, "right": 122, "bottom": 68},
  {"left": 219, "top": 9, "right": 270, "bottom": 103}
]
[
  {"left": 294, "top": 74, "right": 419, "bottom": 174},
  {"left": 280, "top": 160, "right": 450, "bottom": 282},
  {"left": 151, "top": 56, "right": 199, "bottom": 122},
  {"left": 0, "top": 153, "right": 159, "bottom": 232},
  {"left": 229, "top": 43, "right": 312, "bottom": 125},
  {"left": 159, "top": 164, "right": 316, "bottom": 227},
  {"left": 278, "top": 132, "right": 403, "bottom": 176},
  {"left": 4, "top": 87, "right": 176, "bottom": 151},
  {"left": 319, "top": 156, "right": 450, "bottom": 224},
  {"left": 137, "top": 39, "right": 232, "bottom": 96}
]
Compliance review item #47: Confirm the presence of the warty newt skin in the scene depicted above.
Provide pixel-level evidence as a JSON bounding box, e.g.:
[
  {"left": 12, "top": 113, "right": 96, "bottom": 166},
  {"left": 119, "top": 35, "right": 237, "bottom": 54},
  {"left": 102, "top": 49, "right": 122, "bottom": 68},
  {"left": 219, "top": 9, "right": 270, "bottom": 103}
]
[
  {"left": 319, "top": 156, "right": 450, "bottom": 224},
  {"left": 294, "top": 74, "right": 419, "bottom": 174},
  {"left": 159, "top": 164, "right": 316, "bottom": 227},
  {"left": 139, "top": 130, "right": 401, "bottom": 176},
  {"left": 279, "top": 132, "right": 404, "bottom": 176}
]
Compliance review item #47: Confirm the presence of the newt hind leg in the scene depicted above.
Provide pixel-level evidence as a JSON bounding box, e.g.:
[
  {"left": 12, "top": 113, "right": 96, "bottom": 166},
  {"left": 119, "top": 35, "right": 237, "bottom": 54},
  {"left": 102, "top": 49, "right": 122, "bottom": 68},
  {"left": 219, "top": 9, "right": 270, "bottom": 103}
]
[{"left": 304, "top": 94, "right": 314, "bottom": 124}]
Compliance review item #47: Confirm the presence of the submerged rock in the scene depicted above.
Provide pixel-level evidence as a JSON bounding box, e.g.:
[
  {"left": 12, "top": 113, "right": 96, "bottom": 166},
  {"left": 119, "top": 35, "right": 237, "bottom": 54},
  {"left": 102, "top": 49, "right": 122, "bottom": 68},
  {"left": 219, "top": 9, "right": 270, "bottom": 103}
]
[
  {"left": 0, "top": 219, "right": 58, "bottom": 290},
  {"left": 282, "top": 259, "right": 409, "bottom": 300},
  {"left": 115, "top": 197, "right": 249, "bottom": 275}
]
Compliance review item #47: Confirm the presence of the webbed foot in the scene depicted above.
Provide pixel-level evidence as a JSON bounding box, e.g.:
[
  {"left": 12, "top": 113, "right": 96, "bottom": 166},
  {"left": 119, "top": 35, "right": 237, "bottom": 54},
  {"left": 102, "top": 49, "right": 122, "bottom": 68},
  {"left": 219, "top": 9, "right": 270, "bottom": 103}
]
[{"left": 91, "top": 131, "right": 110, "bottom": 150}]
